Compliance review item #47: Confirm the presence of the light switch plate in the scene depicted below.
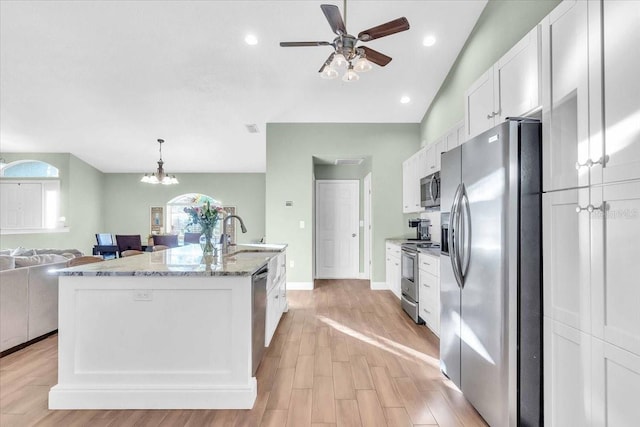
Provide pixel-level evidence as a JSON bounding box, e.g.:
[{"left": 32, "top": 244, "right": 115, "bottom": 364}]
[{"left": 299, "top": 221, "right": 305, "bottom": 229}]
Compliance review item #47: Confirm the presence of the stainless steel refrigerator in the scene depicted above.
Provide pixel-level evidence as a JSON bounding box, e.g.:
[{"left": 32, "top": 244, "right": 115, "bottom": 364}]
[{"left": 439, "top": 118, "right": 542, "bottom": 427}]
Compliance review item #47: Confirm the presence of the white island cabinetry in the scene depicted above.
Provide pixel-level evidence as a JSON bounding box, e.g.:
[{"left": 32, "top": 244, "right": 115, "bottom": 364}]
[{"left": 49, "top": 244, "right": 287, "bottom": 410}]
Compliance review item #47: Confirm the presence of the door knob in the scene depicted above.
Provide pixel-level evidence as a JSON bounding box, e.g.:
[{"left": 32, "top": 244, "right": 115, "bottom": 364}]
[{"left": 352, "top": 233, "right": 357, "bottom": 237}]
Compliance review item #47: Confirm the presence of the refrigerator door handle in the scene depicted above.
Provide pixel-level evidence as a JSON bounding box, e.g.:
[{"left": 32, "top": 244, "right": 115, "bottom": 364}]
[
  {"left": 459, "top": 187, "right": 472, "bottom": 281},
  {"left": 449, "top": 184, "right": 464, "bottom": 288}
]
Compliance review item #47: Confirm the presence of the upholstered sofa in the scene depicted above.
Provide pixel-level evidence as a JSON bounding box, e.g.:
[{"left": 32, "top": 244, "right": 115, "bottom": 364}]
[{"left": 0, "top": 248, "right": 82, "bottom": 353}]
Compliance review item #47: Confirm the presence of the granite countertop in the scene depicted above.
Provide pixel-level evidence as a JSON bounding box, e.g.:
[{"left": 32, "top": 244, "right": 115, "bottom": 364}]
[
  {"left": 57, "top": 243, "right": 287, "bottom": 277},
  {"left": 386, "top": 238, "right": 441, "bottom": 257}
]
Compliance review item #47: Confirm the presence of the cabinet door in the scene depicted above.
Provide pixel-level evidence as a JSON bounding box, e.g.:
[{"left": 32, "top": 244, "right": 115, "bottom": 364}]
[
  {"left": 543, "top": 189, "right": 591, "bottom": 332},
  {"left": 434, "top": 139, "right": 444, "bottom": 172},
  {"left": 543, "top": 318, "right": 592, "bottom": 427},
  {"left": 591, "top": 180, "right": 640, "bottom": 355},
  {"left": 402, "top": 160, "right": 410, "bottom": 213},
  {"left": 410, "top": 154, "right": 421, "bottom": 211},
  {"left": 392, "top": 256, "right": 401, "bottom": 299},
  {"left": 494, "top": 25, "right": 541, "bottom": 122},
  {"left": 425, "top": 144, "right": 436, "bottom": 175},
  {"left": 600, "top": 0, "right": 640, "bottom": 184},
  {"left": 542, "top": 0, "right": 590, "bottom": 191},
  {"left": 465, "top": 68, "right": 495, "bottom": 140},
  {"left": 445, "top": 128, "right": 458, "bottom": 152},
  {"left": 592, "top": 338, "right": 640, "bottom": 426},
  {"left": 385, "top": 252, "right": 394, "bottom": 294},
  {"left": 417, "top": 147, "right": 428, "bottom": 179}
]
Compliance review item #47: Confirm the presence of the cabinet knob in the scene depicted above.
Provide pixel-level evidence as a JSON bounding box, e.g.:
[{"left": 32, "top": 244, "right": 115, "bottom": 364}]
[
  {"left": 486, "top": 111, "right": 499, "bottom": 119},
  {"left": 575, "top": 155, "right": 609, "bottom": 170}
]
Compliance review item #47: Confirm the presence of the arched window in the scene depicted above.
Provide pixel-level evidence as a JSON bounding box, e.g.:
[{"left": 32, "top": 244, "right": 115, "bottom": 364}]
[
  {"left": 0, "top": 160, "right": 59, "bottom": 178},
  {"left": 166, "top": 193, "right": 222, "bottom": 237}
]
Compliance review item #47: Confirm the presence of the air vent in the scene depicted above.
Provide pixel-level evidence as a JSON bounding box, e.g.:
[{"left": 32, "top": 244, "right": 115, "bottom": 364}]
[
  {"left": 245, "top": 124, "right": 259, "bottom": 134},
  {"left": 334, "top": 158, "right": 364, "bottom": 166}
]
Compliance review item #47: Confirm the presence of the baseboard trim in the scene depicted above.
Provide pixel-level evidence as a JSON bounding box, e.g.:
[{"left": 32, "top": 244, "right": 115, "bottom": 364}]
[
  {"left": 370, "top": 282, "right": 388, "bottom": 290},
  {"left": 287, "top": 282, "right": 314, "bottom": 290},
  {"left": 48, "top": 379, "right": 257, "bottom": 409},
  {"left": 0, "top": 330, "right": 57, "bottom": 358}
]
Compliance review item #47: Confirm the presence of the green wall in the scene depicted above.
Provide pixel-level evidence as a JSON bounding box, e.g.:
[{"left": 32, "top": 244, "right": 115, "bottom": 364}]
[
  {"left": 266, "top": 123, "right": 420, "bottom": 284},
  {"left": 102, "top": 173, "right": 266, "bottom": 245},
  {"left": 419, "top": 0, "right": 561, "bottom": 145},
  {"left": 0, "top": 153, "right": 104, "bottom": 254}
]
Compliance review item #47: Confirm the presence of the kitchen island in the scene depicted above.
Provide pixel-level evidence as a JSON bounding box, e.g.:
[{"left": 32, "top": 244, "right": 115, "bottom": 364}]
[{"left": 48, "top": 244, "right": 287, "bottom": 410}]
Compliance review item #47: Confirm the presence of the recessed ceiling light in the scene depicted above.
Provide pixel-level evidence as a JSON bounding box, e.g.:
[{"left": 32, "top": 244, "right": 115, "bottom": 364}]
[
  {"left": 245, "top": 34, "right": 258, "bottom": 46},
  {"left": 423, "top": 35, "right": 437, "bottom": 47},
  {"left": 400, "top": 96, "right": 411, "bottom": 104}
]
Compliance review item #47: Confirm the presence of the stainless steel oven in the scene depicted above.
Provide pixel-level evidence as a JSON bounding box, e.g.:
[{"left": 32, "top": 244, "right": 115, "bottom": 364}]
[
  {"left": 400, "top": 245, "right": 420, "bottom": 323},
  {"left": 420, "top": 171, "right": 441, "bottom": 209}
]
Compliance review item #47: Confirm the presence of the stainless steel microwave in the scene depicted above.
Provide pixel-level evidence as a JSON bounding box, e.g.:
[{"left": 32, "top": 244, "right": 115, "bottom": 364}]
[{"left": 420, "top": 171, "right": 440, "bottom": 208}]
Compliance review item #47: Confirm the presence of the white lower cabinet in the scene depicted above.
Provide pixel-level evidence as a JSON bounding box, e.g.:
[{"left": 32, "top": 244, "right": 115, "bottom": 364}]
[
  {"left": 265, "top": 253, "right": 287, "bottom": 346},
  {"left": 544, "top": 318, "right": 592, "bottom": 427},
  {"left": 592, "top": 338, "right": 640, "bottom": 426},
  {"left": 385, "top": 242, "right": 401, "bottom": 299},
  {"left": 418, "top": 253, "right": 439, "bottom": 336}
]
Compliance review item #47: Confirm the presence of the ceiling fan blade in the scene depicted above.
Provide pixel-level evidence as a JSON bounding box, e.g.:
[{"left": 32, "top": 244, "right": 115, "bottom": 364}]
[
  {"left": 321, "top": 4, "right": 346, "bottom": 35},
  {"left": 280, "top": 41, "right": 332, "bottom": 47},
  {"left": 319, "top": 53, "right": 336, "bottom": 73},
  {"left": 360, "top": 46, "right": 392, "bottom": 66},
  {"left": 358, "top": 17, "right": 410, "bottom": 41}
]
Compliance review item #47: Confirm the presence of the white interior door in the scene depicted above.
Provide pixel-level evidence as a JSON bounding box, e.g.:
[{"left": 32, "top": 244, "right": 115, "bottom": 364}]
[{"left": 315, "top": 180, "right": 359, "bottom": 279}]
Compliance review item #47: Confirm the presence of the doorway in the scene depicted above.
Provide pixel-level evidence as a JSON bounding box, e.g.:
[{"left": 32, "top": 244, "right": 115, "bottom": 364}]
[{"left": 315, "top": 180, "right": 360, "bottom": 279}]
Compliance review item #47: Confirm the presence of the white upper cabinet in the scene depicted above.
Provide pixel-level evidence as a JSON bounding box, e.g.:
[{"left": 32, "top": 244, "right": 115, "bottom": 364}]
[
  {"left": 465, "top": 69, "right": 496, "bottom": 140},
  {"left": 402, "top": 159, "right": 411, "bottom": 213},
  {"left": 402, "top": 152, "right": 423, "bottom": 213},
  {"left": 465, "top": 26, "right": 541, "bottom": 141},
  {"left": 494, "top": 25, "right": 541, "bottom": 123},
  {"left": 445, "top": 121, "right": 465, "bottom": 150},
  {"left": 542, "top": 0, "right": 591, "bottom": 192},
  {"left": 434, "top": 139, "right": 444, "bottom": 172},
  {"left": 599, "top": 0, "right": 640, "bottom": 184}
]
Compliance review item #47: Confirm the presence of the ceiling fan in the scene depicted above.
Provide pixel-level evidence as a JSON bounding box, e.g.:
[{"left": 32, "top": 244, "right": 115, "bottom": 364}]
[{"left": 280, "top": 1, "right": 410, "bottom": 82}]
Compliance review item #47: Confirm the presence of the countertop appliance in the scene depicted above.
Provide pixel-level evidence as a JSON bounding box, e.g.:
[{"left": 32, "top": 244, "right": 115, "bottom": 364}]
[
  {"left": 440, "top": 118, "right": 542, "bottom": 427},
  {"left": 420, "top": 171, "right": 440, "bottom": 209},
  {"left": 408, "top": 218, "right": 431, "bottom": 241},
  {"left": 252, "top": 265, "right": 268, "bottom": 375}
]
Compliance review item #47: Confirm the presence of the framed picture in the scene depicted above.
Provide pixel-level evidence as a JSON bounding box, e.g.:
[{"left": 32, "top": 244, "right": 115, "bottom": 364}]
[
  {"left": 150, "top": 206, "right": 164, "bottom": 234},
  {"left": 222, "top": 206, "right": 236, "bottom": 244}
]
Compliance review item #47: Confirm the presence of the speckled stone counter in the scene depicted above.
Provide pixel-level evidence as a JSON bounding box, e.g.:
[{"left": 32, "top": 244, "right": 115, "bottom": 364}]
[
  {"left": 56, "top": 243, "right": 287, "bottom": 277},
  {"left": 386, "top": 238, "right": 441, "bottom": 257}
]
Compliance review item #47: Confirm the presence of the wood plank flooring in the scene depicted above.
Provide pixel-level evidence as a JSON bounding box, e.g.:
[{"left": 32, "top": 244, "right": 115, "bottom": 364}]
[{"left": 0, "top": 279, "right": 487, "bottom": 427}]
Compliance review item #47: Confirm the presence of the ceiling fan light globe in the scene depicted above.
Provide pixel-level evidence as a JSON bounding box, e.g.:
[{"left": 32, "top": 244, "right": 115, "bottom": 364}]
[
  {"left": 354, "top": 57, "right": 372, "bottom": 72},
  {"left": 331, "top": 53, "right": 347, "bottom": 68},
  {"left": 320, "top": 66, "right": 339, "bottom": 79},
  {"left": 342, "top": 69, "right": 359, "bottom": 82}
]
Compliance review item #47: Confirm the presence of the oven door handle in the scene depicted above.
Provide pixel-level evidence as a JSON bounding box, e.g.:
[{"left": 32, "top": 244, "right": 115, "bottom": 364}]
[{"left": 428, "top": 176, "right": 435, "bottom": 203}]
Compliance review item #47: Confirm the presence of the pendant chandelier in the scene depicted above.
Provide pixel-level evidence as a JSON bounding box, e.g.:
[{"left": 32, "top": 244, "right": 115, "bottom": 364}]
[{"left": 140, "top": 139, "right": 179, "bottom": 185}]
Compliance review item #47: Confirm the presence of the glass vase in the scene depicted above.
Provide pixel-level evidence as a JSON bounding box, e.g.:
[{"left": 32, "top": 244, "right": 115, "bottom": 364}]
[{"left": 199, "top": 232, "right": 215, "bottom": 257}]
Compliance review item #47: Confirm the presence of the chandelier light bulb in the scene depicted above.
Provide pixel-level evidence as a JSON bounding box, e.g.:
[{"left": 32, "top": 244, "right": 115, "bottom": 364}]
[
  {"left": 331, "top": 53, "right": 347, "bottom": 68},
  {"left": 320, "top": 66, "right": 339, "bottom": 79},
  {"left": 354, "top": 57, "right": 372, "bottom": 73},
  {"left": 342, "top": 65, "right": 359, "bottom": 82}
]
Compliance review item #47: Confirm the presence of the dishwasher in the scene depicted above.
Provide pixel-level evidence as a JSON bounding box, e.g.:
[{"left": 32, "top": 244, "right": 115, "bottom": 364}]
[{"left": 252, "top": 265, "right": 268, "bottom": 375}]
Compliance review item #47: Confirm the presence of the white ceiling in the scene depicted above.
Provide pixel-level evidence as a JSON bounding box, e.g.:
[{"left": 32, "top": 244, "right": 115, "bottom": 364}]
[{"left": 0, "top": 1, "right": 486, "bottom": 173}]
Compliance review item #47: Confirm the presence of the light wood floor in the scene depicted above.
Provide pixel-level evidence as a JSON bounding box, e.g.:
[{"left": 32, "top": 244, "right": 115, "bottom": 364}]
[{"left": 0, "top": 279, "right": 486, "bottom": 427}]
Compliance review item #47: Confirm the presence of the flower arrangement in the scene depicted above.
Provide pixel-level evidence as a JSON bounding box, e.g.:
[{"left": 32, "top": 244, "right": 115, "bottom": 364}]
[
  {"left": 183, "top": 201, "right": 225, "bottom": 256},
  {"left": 183, "top": 201, "right": 225, "bottom": 233}
]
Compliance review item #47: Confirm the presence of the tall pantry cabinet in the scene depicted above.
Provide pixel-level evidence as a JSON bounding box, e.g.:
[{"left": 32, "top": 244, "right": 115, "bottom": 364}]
[{"left": 542, "top": 1, "right": 640, "bottom": 426}]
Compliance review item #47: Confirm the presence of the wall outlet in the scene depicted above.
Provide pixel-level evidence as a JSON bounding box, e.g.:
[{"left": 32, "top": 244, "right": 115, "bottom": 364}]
[
  {"left": 133, "top": 290, "right": 153, "bottom": 301},
  {"left": 299, "top": 220, "right": 305, "bottom": 229},
  {"left": 290, "top": 260, "right": 295, "bottom": 268}
]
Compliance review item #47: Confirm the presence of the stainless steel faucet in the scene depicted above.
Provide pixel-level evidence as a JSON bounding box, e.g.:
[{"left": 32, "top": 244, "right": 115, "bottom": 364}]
[{"left": 221, "top": 215, "right": 247, "bottom": 254}]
